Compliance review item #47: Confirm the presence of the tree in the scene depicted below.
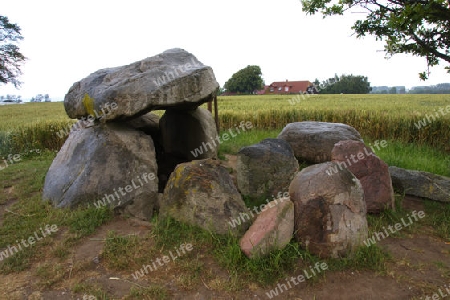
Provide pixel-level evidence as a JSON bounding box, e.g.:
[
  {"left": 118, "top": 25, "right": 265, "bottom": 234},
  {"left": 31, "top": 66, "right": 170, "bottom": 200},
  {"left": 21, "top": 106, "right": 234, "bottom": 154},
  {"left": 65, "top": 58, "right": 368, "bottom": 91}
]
[
  {"left": 319, "top": 74, "right": 372, "bottom": 94},
  {"left": 301, "top": 0, "right": 450, "bottom": 80},
  {"left": 224, "top": 65, "right": 264, "bottom": 94},
  {"left": 0, "top": 15, "right": 26, "bottom": 87}
]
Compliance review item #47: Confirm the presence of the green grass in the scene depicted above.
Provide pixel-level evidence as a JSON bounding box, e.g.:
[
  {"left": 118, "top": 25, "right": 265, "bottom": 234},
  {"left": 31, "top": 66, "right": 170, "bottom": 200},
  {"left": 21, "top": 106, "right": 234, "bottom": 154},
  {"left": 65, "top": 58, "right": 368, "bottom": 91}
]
[
  {"left": 0, "top": 150, "right": 113, "bottom": 274},
  {"left": 216, "top": 128, "right": 450, "bottom": 176},
  {"left": 126, "top": 285, "right": 169, "bottom": 300},
  {"left": 72, "top": 283, "right": 111, "bottom": 300},
  {"left": 371, "top": 139, "right": 450, "bottom": 176}
]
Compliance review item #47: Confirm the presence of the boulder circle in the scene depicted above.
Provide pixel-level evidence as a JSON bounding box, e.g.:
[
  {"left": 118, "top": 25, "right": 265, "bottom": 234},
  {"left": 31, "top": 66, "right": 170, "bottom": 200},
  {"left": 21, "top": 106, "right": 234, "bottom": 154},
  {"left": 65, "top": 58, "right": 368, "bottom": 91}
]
[
  {"left": 160, "top": 158, "right": 249, "bottom": 235},
  {"left": 289, "top": 162, "right": 368, "bottom": 258},
  {"left": 64, "top": 48, "right": 219, "bottom": 121},
  {"left": 42, "top": 123, "right": 159, "bottom": 220},
  {"left": 331, "top": 140, "right": 395, "bottom": 213},
  {"left": 278, "top": 121, "right": 363, "bottom": 164}
]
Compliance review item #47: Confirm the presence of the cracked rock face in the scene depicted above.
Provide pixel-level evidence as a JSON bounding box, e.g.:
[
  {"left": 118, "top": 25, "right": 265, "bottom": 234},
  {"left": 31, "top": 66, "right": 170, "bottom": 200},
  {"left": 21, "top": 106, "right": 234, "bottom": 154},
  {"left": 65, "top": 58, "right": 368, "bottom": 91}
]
[{"left": 289, "top": 162, "right": 368, "bottom": 258}]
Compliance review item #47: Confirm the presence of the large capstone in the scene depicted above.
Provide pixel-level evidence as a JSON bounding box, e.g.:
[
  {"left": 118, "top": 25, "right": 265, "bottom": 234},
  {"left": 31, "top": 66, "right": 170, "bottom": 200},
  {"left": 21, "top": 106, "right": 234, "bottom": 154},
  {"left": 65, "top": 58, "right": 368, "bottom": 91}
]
[{"left": 64, "top": 48, "right": 219, "bottom": 121}]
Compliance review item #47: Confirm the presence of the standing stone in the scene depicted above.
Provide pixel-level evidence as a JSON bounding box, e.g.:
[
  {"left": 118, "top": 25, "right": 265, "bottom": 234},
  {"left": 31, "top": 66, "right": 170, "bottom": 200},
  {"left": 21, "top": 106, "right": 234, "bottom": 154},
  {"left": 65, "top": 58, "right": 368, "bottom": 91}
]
[
  {"left": 290, "top": 162, "right": 368, "bottom": 258},
  {"left": 160, "top": 158, "right": 249, "bottom": 235},
  {"left": 278, "top": 121, "right": 363, "bottom": 163},
  {"left": 236, "top": 138, "right": 299, "bottom": 202},
  {"left": 240, "top": 198, "right": 294, "bottom": 259},
  {"left": 64, "top": 48, "right": 219, "bottom": 121},
  {"left": 42, "top": 123, "right": 159, "bottom": 220},
  {"left": 331, "top": 140, "right": 395, "bottom": 213}
]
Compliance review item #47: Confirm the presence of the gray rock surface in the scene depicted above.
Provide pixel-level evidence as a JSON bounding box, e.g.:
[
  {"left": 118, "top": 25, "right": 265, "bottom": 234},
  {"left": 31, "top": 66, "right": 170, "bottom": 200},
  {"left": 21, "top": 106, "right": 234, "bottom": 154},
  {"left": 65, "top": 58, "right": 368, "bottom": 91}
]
[
  {"left": 236, "top": 138, "right": 298, "bottom": 201},
  {"left": 160, "top": 158, "right": 249, "bottom": 235},
  {"left": 126, "top": 112, "right": 160, "bottom": 135},
  {"left": 64, "top": 48, "right": 219, "bottom": 121},
  {"left": 389, "top": 166, "right": 450, "bottom": 202},
  {"left": 42, "top": 123, "right": 159, "bottom": 220},
  {"left": 278, "top": 121, "right": 363, "bottom": 163},
  {"left": 290, "top": 162, "right": 368, "bottom": 258}
]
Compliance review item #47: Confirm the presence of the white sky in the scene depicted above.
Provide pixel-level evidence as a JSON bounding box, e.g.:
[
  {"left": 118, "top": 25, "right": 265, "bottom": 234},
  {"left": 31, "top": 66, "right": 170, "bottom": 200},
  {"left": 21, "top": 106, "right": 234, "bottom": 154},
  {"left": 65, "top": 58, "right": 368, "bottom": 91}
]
[{"left": 1, "top": 0, "right": 449, "bottom": 101}]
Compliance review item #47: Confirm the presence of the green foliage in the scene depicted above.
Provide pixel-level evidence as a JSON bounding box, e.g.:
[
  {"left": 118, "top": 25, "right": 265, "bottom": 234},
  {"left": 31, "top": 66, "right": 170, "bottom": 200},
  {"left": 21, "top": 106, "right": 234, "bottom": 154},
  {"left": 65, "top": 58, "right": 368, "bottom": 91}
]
[
  {"left": 318, "top": 74, "right": 372, "bottom": 94},
  {"left": 0, "top": 15, "right": 26, "bottom": 87},
  {"left": 301, "top": 0, "right": 450, "bottom": 79},
  {"left": 224, "top": 65, "right": 264, "bottom": 94}
]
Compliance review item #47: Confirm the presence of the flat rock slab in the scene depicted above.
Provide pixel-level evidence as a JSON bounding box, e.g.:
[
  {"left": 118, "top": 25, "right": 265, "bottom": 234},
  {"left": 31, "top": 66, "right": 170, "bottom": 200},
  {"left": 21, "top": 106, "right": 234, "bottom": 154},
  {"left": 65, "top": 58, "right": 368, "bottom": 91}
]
[
  {"left": 278, "top": 121, "right": 363, "bottom": 164},
  {"left": 64, "top": 48, "right": 219, "bottom": 121},
  {"left": 240, "top": 198, "right": 294, "bottom": 259},
  {"left": 389, "top": 166, "right": 450, "bottom": 202}
]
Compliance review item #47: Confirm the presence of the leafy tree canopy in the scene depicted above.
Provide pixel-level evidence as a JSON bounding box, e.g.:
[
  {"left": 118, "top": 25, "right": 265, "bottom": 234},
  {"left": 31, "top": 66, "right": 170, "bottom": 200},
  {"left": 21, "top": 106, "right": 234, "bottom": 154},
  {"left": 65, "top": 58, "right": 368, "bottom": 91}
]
[
  {"left": 301, "top": 0, "right": 450, "bottom": 80},
  {"left": 0, "top": 15, "right": 26, "bottom": 87},
  {"left": 224, "top": 65, "right": 264, "bottom": 94},
  {"left": 318, "top": 74, "right": 372, "bottom": 94}
]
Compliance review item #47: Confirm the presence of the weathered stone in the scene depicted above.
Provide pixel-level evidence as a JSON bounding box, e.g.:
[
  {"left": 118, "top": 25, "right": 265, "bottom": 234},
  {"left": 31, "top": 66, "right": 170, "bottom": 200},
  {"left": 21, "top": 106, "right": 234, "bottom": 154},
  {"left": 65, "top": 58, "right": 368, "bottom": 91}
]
[
  {"left": 42, "top": 123, "right": 159, "bottom": 220},
  {"left": 389, "top": 166, "right": 450, "bottom": 202},
  {"left": 160, "top": 107, "right": 218, "bottom": 161},
  {"left": 331, "top": 140, "right": 394, "bottom": 213},
  {"left": 160, "top": 158, "right": 249, "bottom": 235},
  {"left": 126, "top": 112, "right": 160, "bottom": 135},
  {"left": 277, "top": 121, "right": 363, "bottom": 163},
  {"left": 64, "top": 48, "right": 219, "bottom": 121},
  {"left": 290, "top": 162, "right": 368, "bottom": 258},
  {"left": 240, "top": 197, "right": 294, "bottom": 258},
  {"left": 236, "top": 138, "right": 298, "bottom": 201}
]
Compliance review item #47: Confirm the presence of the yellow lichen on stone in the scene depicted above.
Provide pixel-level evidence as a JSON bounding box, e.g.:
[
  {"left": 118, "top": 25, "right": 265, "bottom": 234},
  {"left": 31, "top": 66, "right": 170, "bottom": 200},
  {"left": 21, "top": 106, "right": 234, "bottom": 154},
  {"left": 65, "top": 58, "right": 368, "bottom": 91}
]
[
  {"left": 82, "top": 93, "right": 95, "bottom": 116},
  {"left": 172, "top": 166, "right": 185, "bottom": 189}
]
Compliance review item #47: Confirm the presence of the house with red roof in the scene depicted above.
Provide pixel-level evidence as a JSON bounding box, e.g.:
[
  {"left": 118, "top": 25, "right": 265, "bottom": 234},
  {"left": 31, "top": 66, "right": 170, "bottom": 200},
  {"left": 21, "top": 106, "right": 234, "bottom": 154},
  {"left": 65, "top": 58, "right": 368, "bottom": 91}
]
[{"left": 264, "top": 80, "right": 316, "bottom": 94}]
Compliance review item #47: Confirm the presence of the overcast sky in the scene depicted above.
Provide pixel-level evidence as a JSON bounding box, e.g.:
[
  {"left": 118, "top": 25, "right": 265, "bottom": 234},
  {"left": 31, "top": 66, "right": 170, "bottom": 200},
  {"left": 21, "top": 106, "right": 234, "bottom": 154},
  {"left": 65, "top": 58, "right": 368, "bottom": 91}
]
[{"left": 1, "top": 0, "right": 449, "bottom": 101}]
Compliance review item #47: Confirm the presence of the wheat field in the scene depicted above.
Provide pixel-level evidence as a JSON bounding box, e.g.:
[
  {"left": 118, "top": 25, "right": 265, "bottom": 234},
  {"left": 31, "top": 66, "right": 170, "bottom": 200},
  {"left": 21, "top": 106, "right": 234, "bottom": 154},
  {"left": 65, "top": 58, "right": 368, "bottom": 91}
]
[{"left": 0, "top": 94, "right": 449, "bottom": 155}]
